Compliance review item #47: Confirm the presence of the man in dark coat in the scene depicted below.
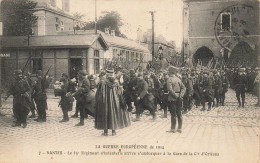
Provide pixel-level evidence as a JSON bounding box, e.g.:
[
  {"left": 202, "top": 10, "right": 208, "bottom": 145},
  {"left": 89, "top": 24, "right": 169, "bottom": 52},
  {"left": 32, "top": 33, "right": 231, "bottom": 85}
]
[
  {"left": 166, "top": 66, "right": 186, "bottom": 133},
  {"left": 233, "top": 68, "right": 247, "bottom": 108},
  {"left": 161, "top": 73, "right": 169, "bottom": 118},
  {"left": 59, "top": 73, "right": 74, "bottom": 122},
  {"left": 200, "top": 71, "right": 214, "bottom": 111},
  {"left": 73, "top": 70, "right": 90, "bottom": 126},
  {"left": 182, "top": 72, "right": 193, "bottom": 114},
  {"left": 95, "top": 69, "right": 131, "bottom": 136},
  {"left": 124, "top": 69, "right": 138, "bottom": 112},
  {"left": 213, "top": 71, "right": 222, "bottom": 107},
  {"left": 4, "top": 70, "right": 31, "bottom": 128},
  {"left": 134, "top": 73, "right": 156, "bottom": 121},
  {"left": 32, "top": 70, "right": 50, "bottom": 122},
  {"left": 24, "top": 72, "right": 37, "bottom": 118},
  {"left": 220, "top": 70, "right": 229, "bottom": 106}
]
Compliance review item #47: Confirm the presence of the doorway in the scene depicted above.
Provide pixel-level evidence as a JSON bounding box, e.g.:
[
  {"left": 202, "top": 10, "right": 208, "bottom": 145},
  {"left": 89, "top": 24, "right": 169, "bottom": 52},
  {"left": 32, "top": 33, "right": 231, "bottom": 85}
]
[
  {"left": 70, "top": 58, "right": 82, "bottom": 79},
  {"left": 193, "top": 46, "right": 214, "bottom": 66}
]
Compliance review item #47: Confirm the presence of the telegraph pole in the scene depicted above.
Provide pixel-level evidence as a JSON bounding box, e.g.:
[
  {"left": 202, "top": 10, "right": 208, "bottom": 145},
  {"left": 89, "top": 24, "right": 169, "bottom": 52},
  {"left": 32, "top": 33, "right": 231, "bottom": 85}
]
[
  {"left": 150, "top": 11, "right": 155, "bottom": 60},
  {"left": 95, "top": 0, "right": 97, "bottom": 34}
]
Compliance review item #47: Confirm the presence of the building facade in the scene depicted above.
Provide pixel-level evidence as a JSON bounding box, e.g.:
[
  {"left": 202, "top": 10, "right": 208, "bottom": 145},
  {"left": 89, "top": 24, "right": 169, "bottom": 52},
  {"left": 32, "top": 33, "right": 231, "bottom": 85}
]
[
  {"left": 0, "top": 34, "right": 108, "bottom": 88},
  {"left": 183, "top": 0, "right": 259, "bottom": 67}
]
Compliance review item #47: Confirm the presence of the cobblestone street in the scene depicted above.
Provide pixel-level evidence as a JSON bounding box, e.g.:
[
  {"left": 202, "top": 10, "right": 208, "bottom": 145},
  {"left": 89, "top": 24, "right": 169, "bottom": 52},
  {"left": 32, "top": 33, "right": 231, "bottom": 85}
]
[{"left": 0, "top": 89, "right": 259, "bottom": 163}]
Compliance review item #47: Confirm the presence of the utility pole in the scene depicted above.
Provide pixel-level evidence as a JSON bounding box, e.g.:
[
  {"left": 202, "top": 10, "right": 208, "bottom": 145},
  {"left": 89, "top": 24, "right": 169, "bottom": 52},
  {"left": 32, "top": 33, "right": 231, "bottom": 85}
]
[
  {"left": 95, "top": 0, "right": 97, "bottom": 34},
  {"left": 150, "top": 11, "right": 155, "bottom": 60}
]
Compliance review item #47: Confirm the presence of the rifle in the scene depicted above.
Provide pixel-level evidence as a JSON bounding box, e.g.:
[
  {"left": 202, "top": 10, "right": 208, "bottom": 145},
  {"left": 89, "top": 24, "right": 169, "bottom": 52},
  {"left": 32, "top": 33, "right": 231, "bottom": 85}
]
[
  {"left": 44, "top": 65, "right": 52, "bottom": 79},
  {"left": 22, "top": 56, "right": 31, "bottom": 74}
]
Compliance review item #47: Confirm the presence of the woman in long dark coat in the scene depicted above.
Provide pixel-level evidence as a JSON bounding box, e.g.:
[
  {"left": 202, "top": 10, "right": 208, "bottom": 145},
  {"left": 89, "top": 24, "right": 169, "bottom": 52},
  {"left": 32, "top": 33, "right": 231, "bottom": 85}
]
[{"left": 95, "top": 69, "right": 131, "bottom": 136}]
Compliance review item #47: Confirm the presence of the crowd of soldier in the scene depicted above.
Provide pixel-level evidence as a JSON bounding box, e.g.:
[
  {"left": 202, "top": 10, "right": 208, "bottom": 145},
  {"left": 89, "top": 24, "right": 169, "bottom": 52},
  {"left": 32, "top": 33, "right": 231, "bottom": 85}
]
[{"left": 2, "top": 65, "right": 260, "bottom": 135}]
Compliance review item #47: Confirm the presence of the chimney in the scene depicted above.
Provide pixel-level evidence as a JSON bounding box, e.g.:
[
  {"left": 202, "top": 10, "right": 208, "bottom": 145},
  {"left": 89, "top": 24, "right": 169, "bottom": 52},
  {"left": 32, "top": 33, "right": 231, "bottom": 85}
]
[
  {"left": 111, "top": 30, "right": 115, "bottom": 37},
  {"left": 105, "top": 28, "right": 109, "bottom": 34},
  {"left": 62, "top": 0, "right": 70, "bottom": 12}
]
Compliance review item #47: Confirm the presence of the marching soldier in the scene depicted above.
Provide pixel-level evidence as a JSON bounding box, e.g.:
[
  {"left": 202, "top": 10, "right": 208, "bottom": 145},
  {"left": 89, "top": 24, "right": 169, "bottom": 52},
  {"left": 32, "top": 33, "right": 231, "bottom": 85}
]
[
  {"left": 32, "top": 70, "right": 50, "bottom": 122},
  {"left": 213, "top": 71, "right": 222, "bottom": 107},
  {"left": 233, "top": 68, "right": 247, "bottom": 108},
  {"left": 200, "top": 71, "right": 214, "bottom": 111},
  {"left": 4, "top": 70, "right": 31, "bottom": 128},
  {"left": 166, "top": 66, "right": 186, "bottom": 133},
  {"left": 161, "top": 73, "right": 169, "bottom": 118},
  {"left": 58, "top": 73, "right": 74, "bottom": 122},
  {"left": 73, "top": 70, "right": 90, "bottom": 126},
  {"left": 220, "top": 70, "right": 229, "bottom": 106},
  {"left": 124, "top": 69, "right": 138, "bottom": 112},
  {"left": 182, "top": 72, "right": 193, "bottom": 114},
  {"left": 192, "top": 69, "right": 201, "bottom": 108},
  {"left": 144, "top": 72, "right": 154, "bottom": 94},
  {"left": 134, "top": 73, "right": 156, "bottom": 121},
  {"left": 24, "top": 72, "right": 37, "bottom": 118}
]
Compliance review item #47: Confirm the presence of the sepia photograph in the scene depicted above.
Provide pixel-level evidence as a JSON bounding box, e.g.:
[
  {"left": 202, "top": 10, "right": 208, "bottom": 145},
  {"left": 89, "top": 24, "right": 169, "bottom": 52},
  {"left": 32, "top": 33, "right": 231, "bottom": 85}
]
[{"left": 0, "top": 0, "right": 259, "bottom": 162}]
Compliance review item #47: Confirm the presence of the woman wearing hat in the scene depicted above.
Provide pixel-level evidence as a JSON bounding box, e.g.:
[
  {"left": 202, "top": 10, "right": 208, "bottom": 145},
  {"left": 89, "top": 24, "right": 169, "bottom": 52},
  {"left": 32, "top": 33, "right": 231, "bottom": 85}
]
[{"left": 95, "top": 69, "right": 131, "bottom": 136}]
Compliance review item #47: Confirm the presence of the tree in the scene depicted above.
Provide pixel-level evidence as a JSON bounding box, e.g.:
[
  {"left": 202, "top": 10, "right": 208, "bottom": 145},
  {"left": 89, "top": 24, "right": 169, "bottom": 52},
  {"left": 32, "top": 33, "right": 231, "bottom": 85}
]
[
  {"left": 0, "top": 0, "right": 38, "bottom": 36},
  {"left": 82, "top": 11, "right": 127, "bottom": 38}
]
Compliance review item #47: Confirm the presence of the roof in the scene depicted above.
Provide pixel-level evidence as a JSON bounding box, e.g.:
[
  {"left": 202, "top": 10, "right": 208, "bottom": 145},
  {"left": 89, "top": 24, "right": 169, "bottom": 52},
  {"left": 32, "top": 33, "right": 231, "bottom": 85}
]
[
  {"left": 0, "top": 34, "right": 108, "bottom": 49},
  {"left": 101, "top": 33, "right": 150, "bottom": 53},
  {"left": 61, "top": 30, "right": 150, "bottom": 53}
]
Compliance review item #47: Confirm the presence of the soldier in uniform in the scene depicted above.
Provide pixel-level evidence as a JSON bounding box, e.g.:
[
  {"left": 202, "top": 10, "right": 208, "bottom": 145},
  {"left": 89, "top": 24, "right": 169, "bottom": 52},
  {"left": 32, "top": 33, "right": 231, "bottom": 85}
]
[
  {"left": 124, "top": 69, "right": 138, "bottom": 112},
  {"left": 144, "top": 72, "right": 154, "bottom": 94},
  {"left": 182, "top": 72, "right": 193, "bottom": 114},
  {"left": 32, "top": 70, "right": 50, "bottom": 122},
  {"left": 134, "top": 73, "right": 156, "bottom": 121},
  {"left": 213, "top": 71, "right": 222, "bottom": 107},
  {"left": 220, "top": 70, "right": 229, "bottom": 106},
  {"left": 73, "top": 70, "right": 90, "bottom": 126},
  {"left": 233, "top": 68, "right": 247, "bottom": 108},
  {"left": 4, "top": 70, "right": 31, "bottom": 128},
  {"left": 58, "top": 73, "right": 74, "bottom": 122},
  {"left": 161, "top": 73, "right": 169, "bottom": 118},
  {"left": 166, "top": 66, "right": 186, "bottom": 133},
  {"left": 200, "top": 71, "right": 214, "bottom": 111},
  {"left": 192, "top": 69, "right": 201, "bottom": 108},
  {"left": 24, "top": 72, "right": 37, "bottom": 118}
]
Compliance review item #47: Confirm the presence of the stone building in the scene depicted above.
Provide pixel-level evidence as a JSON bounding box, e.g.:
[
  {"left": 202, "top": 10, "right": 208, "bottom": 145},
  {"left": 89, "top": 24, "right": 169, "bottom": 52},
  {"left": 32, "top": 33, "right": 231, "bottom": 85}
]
[{"left": 183, "top": 0, "right": 259, "bottom": 67}]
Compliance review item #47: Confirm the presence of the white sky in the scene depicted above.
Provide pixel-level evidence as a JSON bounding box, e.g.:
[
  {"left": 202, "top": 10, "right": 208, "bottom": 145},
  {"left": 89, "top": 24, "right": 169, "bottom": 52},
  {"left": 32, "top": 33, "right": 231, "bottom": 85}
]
[{"left": 70, "top": 0, "right": 184, "bottom": 49}]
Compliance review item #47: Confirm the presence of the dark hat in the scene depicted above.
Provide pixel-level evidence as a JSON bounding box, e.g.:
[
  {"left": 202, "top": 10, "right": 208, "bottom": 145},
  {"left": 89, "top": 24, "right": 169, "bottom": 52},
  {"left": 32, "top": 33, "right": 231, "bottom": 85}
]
[
  {"left": 36, "top": 70, "right": 42, "bottom": 75},
  {"left": 14, "top": 69, "right": 22, "bottom": 75},
  {"left": 168, "top": 66, "right": 178, "bottom": 74},
  {"left": 78, "top": 70, "right": 88, "bottom": 76},
  {"left": 61, "top": 73, "right": 68, "bottom": 79}
]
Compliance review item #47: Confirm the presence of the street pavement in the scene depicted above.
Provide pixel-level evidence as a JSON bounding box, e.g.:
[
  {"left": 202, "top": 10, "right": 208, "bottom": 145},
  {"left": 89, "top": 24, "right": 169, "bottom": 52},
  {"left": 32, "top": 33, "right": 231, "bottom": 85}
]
[{"left": 0, "top": 89, "right": 259, "bottom": 163}]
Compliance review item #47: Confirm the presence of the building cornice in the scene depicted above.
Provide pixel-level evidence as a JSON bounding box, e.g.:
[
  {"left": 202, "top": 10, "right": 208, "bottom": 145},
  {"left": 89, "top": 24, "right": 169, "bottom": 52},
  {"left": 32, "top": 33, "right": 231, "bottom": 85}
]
[{"left": 34, "top": 7, "right": 77, "bottom": 21}]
